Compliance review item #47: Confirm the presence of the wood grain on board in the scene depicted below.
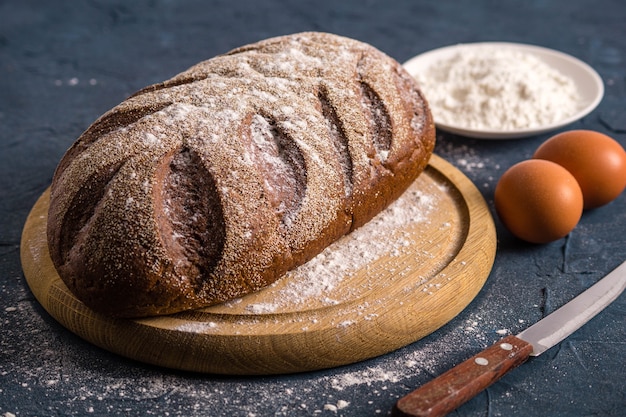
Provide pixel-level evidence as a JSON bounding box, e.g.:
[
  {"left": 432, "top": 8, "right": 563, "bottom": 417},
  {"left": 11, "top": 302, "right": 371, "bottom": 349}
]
[{"left": 21, "top": 155, "right": 496, "bottom": 375}]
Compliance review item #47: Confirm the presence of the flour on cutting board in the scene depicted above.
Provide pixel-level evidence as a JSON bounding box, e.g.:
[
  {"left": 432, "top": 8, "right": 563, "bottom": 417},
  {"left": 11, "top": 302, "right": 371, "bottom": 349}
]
[{"left": 233, "top": 178, "right": 443, "bottom": 314}]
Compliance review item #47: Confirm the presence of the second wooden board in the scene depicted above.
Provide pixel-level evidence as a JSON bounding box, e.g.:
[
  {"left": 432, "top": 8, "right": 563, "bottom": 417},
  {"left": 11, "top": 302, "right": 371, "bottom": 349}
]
[{"left": 21, "top": 154, "right": 496, "bottom": 375}]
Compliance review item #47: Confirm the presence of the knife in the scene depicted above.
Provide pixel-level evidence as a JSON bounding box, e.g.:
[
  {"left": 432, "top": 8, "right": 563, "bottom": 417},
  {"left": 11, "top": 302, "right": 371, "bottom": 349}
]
[{"left": 393, "top": 260, "right": 626, "bottom": 417}]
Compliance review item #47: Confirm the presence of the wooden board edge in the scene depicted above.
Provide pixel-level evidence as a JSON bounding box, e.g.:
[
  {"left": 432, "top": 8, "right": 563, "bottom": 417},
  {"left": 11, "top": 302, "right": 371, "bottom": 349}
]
[{"left": 20, "top": 155, "right": 497, "bottom": 375}]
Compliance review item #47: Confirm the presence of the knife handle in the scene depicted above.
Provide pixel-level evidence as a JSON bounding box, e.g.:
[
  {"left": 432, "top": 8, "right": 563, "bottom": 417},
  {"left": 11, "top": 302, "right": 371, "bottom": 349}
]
[{"left": 392, "top": 335, "right": 533, "bottom": 417}]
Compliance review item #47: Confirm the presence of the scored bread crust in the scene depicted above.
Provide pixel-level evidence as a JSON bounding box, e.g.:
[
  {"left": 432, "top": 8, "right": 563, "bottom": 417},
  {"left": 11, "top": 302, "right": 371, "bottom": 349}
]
[{"left": 46, "top": 32, "right": 435, "bottom": 318}]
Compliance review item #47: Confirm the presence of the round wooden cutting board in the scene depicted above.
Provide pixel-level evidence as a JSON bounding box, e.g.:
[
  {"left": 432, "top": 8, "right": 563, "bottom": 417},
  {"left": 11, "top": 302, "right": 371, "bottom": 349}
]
[{"left": 21, "top": 154, "right": 496, "bottom": 375}]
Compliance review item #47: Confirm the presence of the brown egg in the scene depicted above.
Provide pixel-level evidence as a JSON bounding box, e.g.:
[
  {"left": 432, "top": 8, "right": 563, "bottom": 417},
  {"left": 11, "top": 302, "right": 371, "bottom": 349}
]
[
  {"left": 495, "top": 159, "right": 583, "bottom": 244},
  {"left": 534, "top": 130, "right": 626, "bottom": 209}
]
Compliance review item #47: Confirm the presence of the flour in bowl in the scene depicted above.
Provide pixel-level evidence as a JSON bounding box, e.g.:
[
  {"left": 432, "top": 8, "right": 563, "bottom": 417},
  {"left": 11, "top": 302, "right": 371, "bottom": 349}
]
[{"left": 414, "top": 46, "right": 582, "bottom": 130}]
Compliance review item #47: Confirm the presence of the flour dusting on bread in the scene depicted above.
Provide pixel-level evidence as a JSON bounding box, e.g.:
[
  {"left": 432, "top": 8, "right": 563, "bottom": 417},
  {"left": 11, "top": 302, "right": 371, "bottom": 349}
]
[{"left": 47, "top": 32, "right": 435, "bottom": 317}]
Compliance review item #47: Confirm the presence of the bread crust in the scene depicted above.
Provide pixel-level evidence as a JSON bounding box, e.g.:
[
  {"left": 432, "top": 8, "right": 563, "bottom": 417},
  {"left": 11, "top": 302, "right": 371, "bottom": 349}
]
[{"left": 47, "top": 32, "right": 435, "bottom": 317}]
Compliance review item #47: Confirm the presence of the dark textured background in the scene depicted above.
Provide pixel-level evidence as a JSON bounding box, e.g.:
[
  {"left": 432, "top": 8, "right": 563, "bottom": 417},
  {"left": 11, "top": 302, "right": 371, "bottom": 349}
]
[{"left": 1, "top": 0, "right": 625, "bottom": 416}]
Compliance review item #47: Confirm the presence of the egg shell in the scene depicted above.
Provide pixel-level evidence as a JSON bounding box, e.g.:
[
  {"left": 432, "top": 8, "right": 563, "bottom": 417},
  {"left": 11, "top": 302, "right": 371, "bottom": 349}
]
[
  {"left": 533, "top": 130, "right": 626, "bottom": 209},
  {"left": 495, "top": 159, "right": 583, "bottom": 244}
]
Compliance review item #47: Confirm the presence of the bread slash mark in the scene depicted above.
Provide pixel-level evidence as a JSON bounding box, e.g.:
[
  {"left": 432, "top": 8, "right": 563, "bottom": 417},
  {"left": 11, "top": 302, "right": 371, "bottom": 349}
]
[
  {"left": 158, "top": 147, "right": 226, "bottom": 289},
  {"left": 56, "top": 161, "right": 125, "bottom": 269},
  {"left": 55, "top": 102, "right": 173, "bottom": 179},
  {"left": 358, "top": 81, "right": 392, "bottom": 161},
  {"left": 247, "top": 114, "right": 307, "bottom": 229},
  {"left": 318, "top": 87, "right": 354, "bottom": 199}
]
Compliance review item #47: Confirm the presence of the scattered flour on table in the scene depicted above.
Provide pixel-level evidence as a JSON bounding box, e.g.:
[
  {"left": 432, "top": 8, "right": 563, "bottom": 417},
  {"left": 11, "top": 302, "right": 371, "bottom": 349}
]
[
  {"left": 437, "top": 141, "right": 499, "bottom": 173},
  {"left": 3, "top": 271, "right": 526, "bottom": 417},
  {"left": 323, "top": 400, "right": 350, "bottom": 412},
  {"left": 414, "top": 46, "right": 582, "bottom": 130}
]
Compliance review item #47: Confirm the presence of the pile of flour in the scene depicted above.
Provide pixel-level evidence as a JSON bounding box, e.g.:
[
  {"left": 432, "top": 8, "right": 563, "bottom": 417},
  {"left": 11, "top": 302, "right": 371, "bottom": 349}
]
[{"left": 414, "top": 46, "right": 582, "bottom": 130}]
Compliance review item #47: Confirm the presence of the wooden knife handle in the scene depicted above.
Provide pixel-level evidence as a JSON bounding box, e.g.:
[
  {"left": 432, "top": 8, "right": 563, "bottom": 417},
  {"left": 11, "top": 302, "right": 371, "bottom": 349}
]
[{"left": 392, "top": 335, "right": 533, "bottom": 417}]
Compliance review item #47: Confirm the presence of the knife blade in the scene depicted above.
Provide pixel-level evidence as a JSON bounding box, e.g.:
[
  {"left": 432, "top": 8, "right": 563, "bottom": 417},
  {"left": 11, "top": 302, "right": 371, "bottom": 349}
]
[{"left": 393, "top": 260, "right": 626, "bottom": 417}]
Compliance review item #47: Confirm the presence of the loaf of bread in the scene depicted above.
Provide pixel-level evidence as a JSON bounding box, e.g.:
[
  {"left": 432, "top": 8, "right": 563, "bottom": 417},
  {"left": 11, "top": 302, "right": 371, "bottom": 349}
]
[{"left": 47, "top": 32, "right": 435, "bottom": 318}]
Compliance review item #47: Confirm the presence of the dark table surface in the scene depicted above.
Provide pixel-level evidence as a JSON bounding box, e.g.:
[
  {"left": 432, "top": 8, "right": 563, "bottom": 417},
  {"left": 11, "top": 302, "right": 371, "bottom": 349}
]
[{"left": 1, "top": 0, "right": 625, "bottom": 416}]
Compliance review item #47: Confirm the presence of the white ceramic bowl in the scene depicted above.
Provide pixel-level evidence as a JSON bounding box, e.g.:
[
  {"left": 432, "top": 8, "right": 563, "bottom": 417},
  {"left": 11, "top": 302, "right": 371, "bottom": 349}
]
[{"left": 403, "top": 42, "right": 604, "bottom": 139}]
